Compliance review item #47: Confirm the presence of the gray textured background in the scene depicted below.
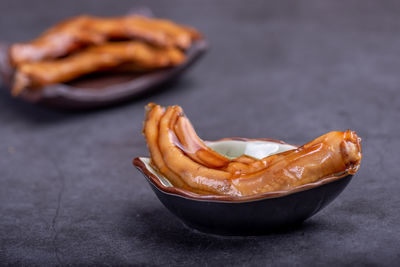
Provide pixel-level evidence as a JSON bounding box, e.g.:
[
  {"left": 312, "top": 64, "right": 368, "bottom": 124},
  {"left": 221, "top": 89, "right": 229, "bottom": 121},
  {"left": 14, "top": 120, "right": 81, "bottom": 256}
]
[{"left": 1, "top": 0, "right": 399, "bottom": 265}]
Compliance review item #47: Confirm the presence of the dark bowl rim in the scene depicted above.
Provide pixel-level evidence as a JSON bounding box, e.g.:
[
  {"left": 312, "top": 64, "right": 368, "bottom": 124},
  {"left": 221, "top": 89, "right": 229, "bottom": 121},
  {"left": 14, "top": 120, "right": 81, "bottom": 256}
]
[{"left": 133, "top": 137, "right": 352, "bottom": 203}]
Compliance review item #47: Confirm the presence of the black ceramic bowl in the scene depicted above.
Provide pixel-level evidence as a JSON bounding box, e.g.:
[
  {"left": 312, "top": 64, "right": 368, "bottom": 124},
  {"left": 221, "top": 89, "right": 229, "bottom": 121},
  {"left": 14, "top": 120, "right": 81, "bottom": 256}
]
[{"left": 133, "top": 138, "right": 354, "bottom": 236}]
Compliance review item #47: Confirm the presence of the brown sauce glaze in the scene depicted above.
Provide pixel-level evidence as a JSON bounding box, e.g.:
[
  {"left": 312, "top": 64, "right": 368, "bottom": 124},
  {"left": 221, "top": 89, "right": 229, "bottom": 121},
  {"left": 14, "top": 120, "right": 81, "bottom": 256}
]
[{"left": 142, "top": 103, "right": 362, "bottom": 197}]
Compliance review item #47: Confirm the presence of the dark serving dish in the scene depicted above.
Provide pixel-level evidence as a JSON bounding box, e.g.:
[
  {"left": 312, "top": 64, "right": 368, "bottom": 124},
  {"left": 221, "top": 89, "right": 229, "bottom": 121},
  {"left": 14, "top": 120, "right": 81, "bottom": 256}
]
[
  {"left": 0, "top": 10, "right": 207, "bottom": 110},
  {"left": 133, "top": 138, "right": 354, "bottom": 236}
]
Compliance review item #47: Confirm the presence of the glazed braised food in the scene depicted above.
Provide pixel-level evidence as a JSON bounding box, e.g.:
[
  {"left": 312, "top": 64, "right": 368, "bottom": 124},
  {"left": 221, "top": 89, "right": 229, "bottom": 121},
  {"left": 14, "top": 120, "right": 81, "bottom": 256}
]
[
  {"left": 9, "top": 15, "right": 201, "bottom": 95},
  {"left": 10, "top": 15, "right": 200, "bottom": 65},
  {"left": 142, "top": 103, "right": 362, "bottom": 197},
  {"left": 12, "top": 42, "right": 185, "bottom": 96}
]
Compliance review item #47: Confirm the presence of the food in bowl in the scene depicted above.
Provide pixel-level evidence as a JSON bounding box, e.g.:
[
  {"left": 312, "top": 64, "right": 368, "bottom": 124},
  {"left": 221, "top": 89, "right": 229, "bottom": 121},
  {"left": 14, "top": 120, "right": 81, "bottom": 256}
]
[{"left": 141, "top": 103, "right": 362, "bottom": 197}]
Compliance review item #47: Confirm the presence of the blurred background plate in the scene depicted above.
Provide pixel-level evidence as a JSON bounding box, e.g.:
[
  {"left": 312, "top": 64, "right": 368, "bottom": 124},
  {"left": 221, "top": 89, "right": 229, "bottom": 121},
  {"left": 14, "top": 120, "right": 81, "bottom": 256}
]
[
  {"left": 0, "top": 9, "right": 208, "bottom": 110},
  {"left": 0, "top": 40, "right": 207, "bottom": 110}
]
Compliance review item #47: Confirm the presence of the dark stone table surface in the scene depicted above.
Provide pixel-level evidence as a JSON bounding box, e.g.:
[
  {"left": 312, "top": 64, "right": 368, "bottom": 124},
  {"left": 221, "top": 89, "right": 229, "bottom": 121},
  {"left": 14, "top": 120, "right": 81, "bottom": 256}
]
[{"left": 1, "top": 0, "right": 399, "bottom": 265}]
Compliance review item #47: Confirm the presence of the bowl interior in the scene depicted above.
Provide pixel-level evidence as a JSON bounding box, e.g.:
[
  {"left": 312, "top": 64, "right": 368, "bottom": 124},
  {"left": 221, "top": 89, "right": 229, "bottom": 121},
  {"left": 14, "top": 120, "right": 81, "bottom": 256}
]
[
  {"left": 134, "top": 138, "right": 352, "bottom": 203},
  {"left": 142, "top": 139, "right": 297, "bottom": 188},
  {"left": 205, "top": 139, "right": 296, "bottom": 159}
]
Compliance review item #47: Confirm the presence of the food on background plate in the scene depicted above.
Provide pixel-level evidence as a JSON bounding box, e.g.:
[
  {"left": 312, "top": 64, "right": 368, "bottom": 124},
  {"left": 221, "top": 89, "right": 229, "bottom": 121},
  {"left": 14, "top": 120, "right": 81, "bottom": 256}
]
[
  {"left": 142, "top": 103, "right": 362, "bottom": 197},
  {"left": 12, "top": 41, "right": 185, "bottom": 96},
  {"left": 10, "top": 15, "right": 200, "bottom": 65},
  {"left": 9, "top": 15, "right": 201, "bottom": 95}
]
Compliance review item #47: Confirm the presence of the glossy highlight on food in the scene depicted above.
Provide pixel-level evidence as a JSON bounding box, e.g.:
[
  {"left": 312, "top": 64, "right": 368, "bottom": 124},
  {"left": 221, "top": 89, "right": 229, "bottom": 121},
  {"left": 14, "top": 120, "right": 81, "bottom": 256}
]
[{"left": 142, "top": 103, "right": 362, "bottom": 197}]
